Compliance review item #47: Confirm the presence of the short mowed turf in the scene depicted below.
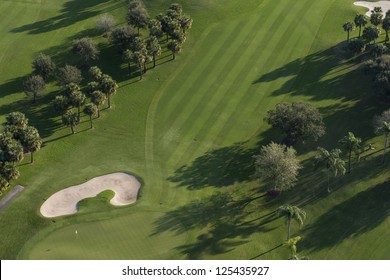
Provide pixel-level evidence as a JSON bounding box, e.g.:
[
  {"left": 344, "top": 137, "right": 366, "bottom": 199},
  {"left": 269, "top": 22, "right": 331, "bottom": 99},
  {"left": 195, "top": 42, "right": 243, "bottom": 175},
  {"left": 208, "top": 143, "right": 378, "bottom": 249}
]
[{"left": 0, "top": 0, "right": 389, "bottom": 259}]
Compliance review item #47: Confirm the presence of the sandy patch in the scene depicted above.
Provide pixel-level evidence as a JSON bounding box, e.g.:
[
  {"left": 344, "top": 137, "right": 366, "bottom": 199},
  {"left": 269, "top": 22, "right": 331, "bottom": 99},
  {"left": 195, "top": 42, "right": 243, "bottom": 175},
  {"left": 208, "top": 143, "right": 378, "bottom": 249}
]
[
  {"left": 354, "top": 1, "right": 390, "bottom": 17},
  {"left": 40, "top": 172, "right": 141, "bottom": 218}
]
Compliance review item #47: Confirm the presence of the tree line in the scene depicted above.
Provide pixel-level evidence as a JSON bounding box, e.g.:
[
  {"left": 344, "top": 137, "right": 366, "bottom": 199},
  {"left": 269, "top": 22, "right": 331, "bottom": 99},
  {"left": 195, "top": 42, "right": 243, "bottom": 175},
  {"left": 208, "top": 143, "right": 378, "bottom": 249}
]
[
  {"left": 1, "top": 1, "right": 193, "bottom": 193},
  {"left": 343, "top": 7, "right": 390, "bottom": 99},
  {"left": 0, "top": 112, "right": 41, "bottom": 195}
]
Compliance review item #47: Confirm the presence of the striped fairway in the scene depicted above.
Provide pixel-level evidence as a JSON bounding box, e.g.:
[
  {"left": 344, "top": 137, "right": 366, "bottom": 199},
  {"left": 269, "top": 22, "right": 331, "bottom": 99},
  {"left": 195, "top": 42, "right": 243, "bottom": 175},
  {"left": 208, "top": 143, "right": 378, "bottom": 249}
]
[{"left": 1, "top": 0, "right": 389, "bottom": 259}]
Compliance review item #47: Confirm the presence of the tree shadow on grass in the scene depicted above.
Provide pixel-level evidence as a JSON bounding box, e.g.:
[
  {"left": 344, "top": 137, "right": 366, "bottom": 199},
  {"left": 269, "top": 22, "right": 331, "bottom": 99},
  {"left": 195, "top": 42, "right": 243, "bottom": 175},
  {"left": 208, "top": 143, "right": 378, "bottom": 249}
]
[
  {"left": 10, "top": 0, "right": 115, "bottom": 35},
  {"left": 301, "top": 180, "right": 390, "bottom": 253},
  {"left": 167, "top": 142, "right": 257, "bottom": 189},
  {"left": 153, "top": 191, "right": 277, "bottom": 259}
]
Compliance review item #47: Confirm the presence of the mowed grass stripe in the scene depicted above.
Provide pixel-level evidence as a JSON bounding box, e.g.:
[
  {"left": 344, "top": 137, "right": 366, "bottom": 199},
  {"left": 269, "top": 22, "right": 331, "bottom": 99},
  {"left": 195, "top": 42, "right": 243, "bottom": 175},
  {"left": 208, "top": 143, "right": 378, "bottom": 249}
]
[
  {"left": 161, "top": 0, "right": 292, "bottom": 164},
  {"left": 164, "top": 0, "right": 309, "bottom": 167},
  {"left": 210, "top": 0, "right": 327, "bottom": 145},
  {"left": 158, "top": 0, "right": 284, "bottom": 128}
]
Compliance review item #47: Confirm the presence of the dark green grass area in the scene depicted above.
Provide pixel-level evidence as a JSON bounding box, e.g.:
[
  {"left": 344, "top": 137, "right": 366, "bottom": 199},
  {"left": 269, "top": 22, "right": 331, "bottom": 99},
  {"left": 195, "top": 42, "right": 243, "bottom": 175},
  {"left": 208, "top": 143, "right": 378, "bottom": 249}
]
[{"left": 0, "top": 0, "right": 389, "bottom": 259}]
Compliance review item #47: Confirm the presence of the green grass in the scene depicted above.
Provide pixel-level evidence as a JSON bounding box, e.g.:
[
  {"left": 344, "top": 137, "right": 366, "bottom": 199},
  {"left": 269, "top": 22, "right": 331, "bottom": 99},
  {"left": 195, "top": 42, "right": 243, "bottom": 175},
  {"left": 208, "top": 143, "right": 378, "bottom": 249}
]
[{"left": 0, "top": 0, "right": 389, "bottom": 259}]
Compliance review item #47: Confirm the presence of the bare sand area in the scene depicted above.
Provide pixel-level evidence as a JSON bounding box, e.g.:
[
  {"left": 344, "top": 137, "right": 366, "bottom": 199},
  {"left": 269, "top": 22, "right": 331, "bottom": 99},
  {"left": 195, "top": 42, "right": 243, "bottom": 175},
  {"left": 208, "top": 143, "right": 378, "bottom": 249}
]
[
  {"left": 354, "top": 1, "right": 390, "bottom": 17},
  {"left": 40, "top": 172, "right": 141, "bottom": 218}
]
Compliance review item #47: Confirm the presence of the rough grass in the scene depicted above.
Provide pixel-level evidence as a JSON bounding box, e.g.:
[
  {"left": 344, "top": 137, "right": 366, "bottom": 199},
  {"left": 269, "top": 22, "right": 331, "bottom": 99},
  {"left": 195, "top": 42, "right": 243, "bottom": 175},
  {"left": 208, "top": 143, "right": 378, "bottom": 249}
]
[{"left": 0, "top": 0, "right": 389, "bottom": 259}]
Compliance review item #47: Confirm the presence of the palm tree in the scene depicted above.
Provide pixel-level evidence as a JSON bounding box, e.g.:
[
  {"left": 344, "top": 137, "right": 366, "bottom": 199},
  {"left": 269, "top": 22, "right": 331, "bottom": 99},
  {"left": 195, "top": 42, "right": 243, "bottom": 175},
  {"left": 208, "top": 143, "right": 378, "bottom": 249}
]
[
  {"left": 62, "top": 110, "right": 80, "bottom": 134},
  {"left": 168, "top": 40, "right": 182, "bottom": 60},
  {"left": 123, "top": 49, "right": 133, "bottom": 76},
  {"left": 99, "top": 74, "right": 118, "bottom": 108},
  {"left": 354, "top": 14, "right": 367, "bottom": 38},
  {"left": 146, "top": 36, "right": 161, "bottom": 68},
  {"left": 278, "top": 205, "right": 306, "bottom": 240},
  {"left": 338, "top": 132, "right": 362, "bottom": 174},
  {"left": 52, "top": 95, "right": 69, "bottom": 118},
  {"left": 314, "top": 147, "right": 346, "bottom": 192},
  {"left": 370, "top": 11, "right": 383, "bottom": 27},
  {"left": 90, "top": 90, "right": 106, "bottom": 118},
  {"left": 19, "top": 126, "right": 42, "bottom": 163},
  {"left": 131, "top": 51, "right": 146, "bottom": 80},
  {"left": 382, "top": 17, "right": 390, "bottom": 42},
  {"left": 362, "top": 26, "right": 381, "bottom": 45},
  {"left": 83, "top": 104, "right": 98, "bottom": 129},
  {"left": 343, "top": 22, "right": 355, "bottom": 42}
]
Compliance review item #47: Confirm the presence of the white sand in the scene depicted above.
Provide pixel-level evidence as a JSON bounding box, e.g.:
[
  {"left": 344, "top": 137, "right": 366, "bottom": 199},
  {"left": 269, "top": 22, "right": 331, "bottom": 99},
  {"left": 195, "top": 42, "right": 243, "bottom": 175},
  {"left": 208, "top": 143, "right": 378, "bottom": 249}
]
[
  {"left": 40, "top": 172, "right": 141, "bottom": 218},
  {"left": 354, "top": 1, "right": 390, "bottom": 17}
]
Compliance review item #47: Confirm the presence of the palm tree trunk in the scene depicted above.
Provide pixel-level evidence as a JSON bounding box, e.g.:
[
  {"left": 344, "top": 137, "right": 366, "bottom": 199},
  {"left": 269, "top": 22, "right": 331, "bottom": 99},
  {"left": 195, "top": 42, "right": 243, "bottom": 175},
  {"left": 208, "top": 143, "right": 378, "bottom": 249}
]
[
  {"left": 348, "top": 148, "right": 352, "bottom": 174},
  {"left": 143, "top": 61, "right": 147, "bottom": 73},
  {"left": 33, "top": 93, "right": 37, "bottom": 104},
  {"left": 107, "top": 96, "right": 111, "bottom": 109},
  {"left": 153, "top": 54, "right": 156, "bottom": 68},
  {"left": 172, "top": 52, "right": 175, "bottom": 60},
  {"left": 382, "top": 133, "right": 389, "bottom": 163},
  {"left": 347, "top": 31, "right": 350, "bottom": 42},
  {"left": 30, "top": 152, "right": 34, "bottom": 164},
  {"left": 287, "top": 217, "right": 291, "bottom": 240},
  {"left": 127, "top": 62, "right": 131, "bottom": 76},
  {"left": 89, "top": 115, "right": 93, "bottom": 129},
  {"left": 78, "top": 106, "right": 80, "bottom": 118},
  {"left": 139, "top": 64, "right": 143, "bottom": 80},
  {"left": 359, "top": 26, "right": 362, "bottom": 38},
  {"left": 71, "top": 125, "right": 75, "bottom": 134},
  {"left": 327, "top": 168, "right": 331, "bottom": 192},
  {"left": 97, "top": 108, "right": 100, "bottom": 118}
]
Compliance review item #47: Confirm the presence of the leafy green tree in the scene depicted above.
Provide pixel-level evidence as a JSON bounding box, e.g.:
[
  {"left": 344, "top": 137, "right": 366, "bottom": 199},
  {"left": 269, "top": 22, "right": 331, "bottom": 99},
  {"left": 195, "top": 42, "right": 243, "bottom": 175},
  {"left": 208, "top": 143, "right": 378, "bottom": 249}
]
[
  {"left": 266, "top": 102, "right": 325, "bottom": 145},
  {"left": 168, "top": 40, "right": 182, "bottom": 60},
  {"left": 314, "top": 147, "right": 346, "bottom": 192},
  {"left": 86, "top": 81, "right": 100, "bottom": 96},
  {"left": 72, "top": 37, "right": 100, "bottom": 66},
  {"left": 23, "top": 75, "right": 45, "bottom": 103},
  {"left": 369, "top": 43, "right": 387, "bottom": 58},
  {"left": 148, "top": 18, "right": 163, "bottom": 38},
  {"left": 254, "top": 142, "right": 301, "bottom": 193},
  {"left": 99, "top": 74, "right": 118, "bottom": 108},
  {"left": 62, "top": 110, "right": 80, "bottom": 134},
  {"left": 83, "top": 103, "right": 98, "bottom": 129},
  {"left": 373, "top": 109, "right": 390, "bottom": 163},
  {"left": 354, "top": 14, "right": 367, "bottom": 38},
  {"left": 146, "top": 36, "right": 161, "bottom": 68},
  {"left": 32, "top": 53, "right": 56, "bottom": 80},
  {"left": 278, "top": 205, "right": 306, "bottom": 240},
  {"left": 363, "top": 26, "right": 381, "bottom": 45},
  {"left": 168, "top": 3, "right": 183, "bottom": 17},
  {"left": 156, "top": 13, "right": 171, "bottom": 41},
  {"left": 52, "top": 95, "right": 69, "bottom": 117},
  {"left": 19, "top": 126, "right": 42, "bottom": 163},
  {"left": 339, "top": 132, "right": 362, "bottom": 173},
  {"left": 111, "top": 25, "right": 136, "bottom": 52},
  {"left": 343, "top": 22, "right": 355, "bottom": 42},
  {"left": 95, "top": 13, "right": 116, "bottom": 37},
  {"left": 57, "top": 65, "right": 82, "bottom": 86},
  {"left": 90, "top": 90, "right": 106, "bottom": 117},
  {"left": 127, "top": 0, "right": 150, "bottom": 35},
  {"left": 171, "top": 29, "right": 186, "bottom": 44},
  {"left": 382, "top": 17, "right": 390, "bottom": 42},
  {"left": 0, "top": 132, "right": 13, "bottom": 150}
]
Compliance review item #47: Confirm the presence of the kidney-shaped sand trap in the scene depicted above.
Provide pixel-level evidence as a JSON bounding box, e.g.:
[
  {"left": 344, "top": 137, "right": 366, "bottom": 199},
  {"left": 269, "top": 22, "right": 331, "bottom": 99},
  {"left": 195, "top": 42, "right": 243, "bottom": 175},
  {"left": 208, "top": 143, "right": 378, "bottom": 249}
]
[
  {"left": 354, "top": 1, "right": 390, "bottom": 17},
  {"left": 40, "top": 172, "right": 141, "bottom": 218}
]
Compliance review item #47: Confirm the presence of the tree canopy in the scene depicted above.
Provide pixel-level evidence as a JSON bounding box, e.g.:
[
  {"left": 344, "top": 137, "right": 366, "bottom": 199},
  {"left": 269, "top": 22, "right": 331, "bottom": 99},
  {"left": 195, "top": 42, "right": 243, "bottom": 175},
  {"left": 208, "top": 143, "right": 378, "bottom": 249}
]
[{"left": 266, "top": 102, "right": 325, "bottom": 145}]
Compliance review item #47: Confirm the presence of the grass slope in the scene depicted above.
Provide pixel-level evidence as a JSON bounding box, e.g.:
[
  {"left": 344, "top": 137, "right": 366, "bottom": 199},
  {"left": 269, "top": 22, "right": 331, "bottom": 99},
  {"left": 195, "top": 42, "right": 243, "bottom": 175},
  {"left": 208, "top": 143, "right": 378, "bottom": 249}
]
[{"left": 0, "top": 0, "right": 389, "bottom": 259}]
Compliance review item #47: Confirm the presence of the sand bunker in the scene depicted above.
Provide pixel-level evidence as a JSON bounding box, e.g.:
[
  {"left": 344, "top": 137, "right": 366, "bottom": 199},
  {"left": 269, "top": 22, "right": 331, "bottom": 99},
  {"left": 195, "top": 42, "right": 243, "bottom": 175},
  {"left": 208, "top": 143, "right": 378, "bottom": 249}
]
[
  {"left": 354, "top": 1, "right": 390, "bottom": 17},
  {"left": 40, "top": 172, "right": 141, "bottom": 218}
]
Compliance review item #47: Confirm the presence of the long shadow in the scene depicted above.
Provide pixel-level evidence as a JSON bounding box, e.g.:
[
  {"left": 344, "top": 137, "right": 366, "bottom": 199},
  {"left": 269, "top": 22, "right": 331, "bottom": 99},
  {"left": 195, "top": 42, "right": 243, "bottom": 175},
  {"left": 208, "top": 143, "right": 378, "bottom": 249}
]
[
  {"left": 10, "top": 0, "right": 113, "bottom": 35},
  {"left": 153, "top": 191, "right": 277, "bottom": 259},
  {"left": 301, "top": 180, "right": 390, "bottom": 253}
]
